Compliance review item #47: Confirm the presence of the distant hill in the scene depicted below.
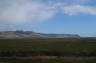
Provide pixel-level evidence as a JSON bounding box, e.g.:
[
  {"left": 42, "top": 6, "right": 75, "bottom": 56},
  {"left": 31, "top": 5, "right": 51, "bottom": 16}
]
[{"left": 0, "top": 31, "right": 80, "bottom": 39}]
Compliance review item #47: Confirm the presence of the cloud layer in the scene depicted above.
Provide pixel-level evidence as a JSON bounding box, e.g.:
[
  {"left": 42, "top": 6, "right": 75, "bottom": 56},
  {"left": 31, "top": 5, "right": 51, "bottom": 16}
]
[
  {"left": 0, "top": 0, "right": 96, "bottom": 30},
  {"left": 62, "top": 5, "right": 96, "bottom": 16},
  {"left": 0, "top": 0, "right": 56, "bottom": 25}
]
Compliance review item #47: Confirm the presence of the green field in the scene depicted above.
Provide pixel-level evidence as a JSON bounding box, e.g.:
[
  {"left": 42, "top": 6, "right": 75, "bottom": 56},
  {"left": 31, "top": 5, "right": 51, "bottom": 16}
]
[
  {"left": 0, "top": 38, "right": 96, "bottom": 63},
  {"left": 0, "top": 57, "right": 96, "bottom": 63}
]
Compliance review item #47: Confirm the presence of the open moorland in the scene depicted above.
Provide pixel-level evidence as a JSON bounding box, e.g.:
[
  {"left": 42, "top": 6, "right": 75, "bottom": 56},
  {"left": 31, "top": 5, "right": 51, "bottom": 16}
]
[{"left": 0, "top": 38, "right": 96, "bottom": 63}]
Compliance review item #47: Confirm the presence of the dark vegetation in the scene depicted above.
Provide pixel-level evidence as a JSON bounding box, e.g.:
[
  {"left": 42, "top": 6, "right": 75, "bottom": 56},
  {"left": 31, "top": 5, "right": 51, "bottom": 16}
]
[
  {"left": 0, "top": 38, "right": 96, "bottom": 63},
  {"left": 0, "top": 38, "right": 96, "bottom": 57},
  {"left": 0, "top": 57, "right": 96, "bottom": 63}
]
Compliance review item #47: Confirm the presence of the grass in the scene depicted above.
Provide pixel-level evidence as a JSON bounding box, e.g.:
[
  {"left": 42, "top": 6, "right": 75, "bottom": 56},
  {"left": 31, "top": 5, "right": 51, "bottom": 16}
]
[
  {"left": 0, "top": 38, "right": 96, "bottom": 63},
  {"left": 0, "top": 38, "right": 96, "bottom": 52},
  {"left": 0, "top": 57, "right": 96, "bottom": 63}
]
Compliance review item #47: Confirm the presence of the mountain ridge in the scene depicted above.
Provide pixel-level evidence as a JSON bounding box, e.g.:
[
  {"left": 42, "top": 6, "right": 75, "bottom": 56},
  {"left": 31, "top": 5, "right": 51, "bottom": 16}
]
[{"left": 0, "top": 30, "right": 80, "bottom": 39}]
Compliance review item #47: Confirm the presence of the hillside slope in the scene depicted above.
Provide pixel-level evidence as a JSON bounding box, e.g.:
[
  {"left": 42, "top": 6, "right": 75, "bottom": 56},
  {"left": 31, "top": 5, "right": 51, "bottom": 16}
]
[{"left": 0, "top": 31, "right": 80, "bottom": 39}]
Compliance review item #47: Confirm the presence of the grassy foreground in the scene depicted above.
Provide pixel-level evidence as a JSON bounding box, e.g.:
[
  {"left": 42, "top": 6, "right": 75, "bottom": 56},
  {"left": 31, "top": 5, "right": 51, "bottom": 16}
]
[
  {"left": 0, "top": 38, "right": 96, "bottom": 63},
  {"left": 0, "top": 57, "right": 96, "bottom": 63}
]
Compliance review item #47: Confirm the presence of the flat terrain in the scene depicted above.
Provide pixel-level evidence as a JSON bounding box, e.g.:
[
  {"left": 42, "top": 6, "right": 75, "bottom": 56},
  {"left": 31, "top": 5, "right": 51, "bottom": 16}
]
[{"left": 0, "top": 38, "right": 96, "bottom": 63}]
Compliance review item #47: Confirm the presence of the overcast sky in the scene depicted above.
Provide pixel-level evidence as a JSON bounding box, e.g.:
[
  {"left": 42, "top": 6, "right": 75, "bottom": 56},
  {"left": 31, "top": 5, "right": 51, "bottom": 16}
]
[{"left": 0, "top": 0, "right": 96, "bottom": 37}]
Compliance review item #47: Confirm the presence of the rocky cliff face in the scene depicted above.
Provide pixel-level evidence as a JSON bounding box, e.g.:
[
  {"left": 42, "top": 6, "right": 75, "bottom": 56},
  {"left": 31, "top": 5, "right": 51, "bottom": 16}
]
[{"left": 0, "top": 31, "right": 80, "bottom": 39}]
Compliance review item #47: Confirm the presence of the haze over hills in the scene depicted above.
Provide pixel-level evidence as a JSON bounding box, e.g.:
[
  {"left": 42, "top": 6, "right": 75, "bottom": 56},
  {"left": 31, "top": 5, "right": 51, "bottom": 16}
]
[{"left": 0, "top": 31, "right": 80, "bottom": 39}]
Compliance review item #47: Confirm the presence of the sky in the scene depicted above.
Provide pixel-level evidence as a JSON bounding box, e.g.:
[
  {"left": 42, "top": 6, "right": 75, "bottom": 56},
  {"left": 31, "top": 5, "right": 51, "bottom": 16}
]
[{"left": 0, "top": 0, "right": 96, "bottom": 37}]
